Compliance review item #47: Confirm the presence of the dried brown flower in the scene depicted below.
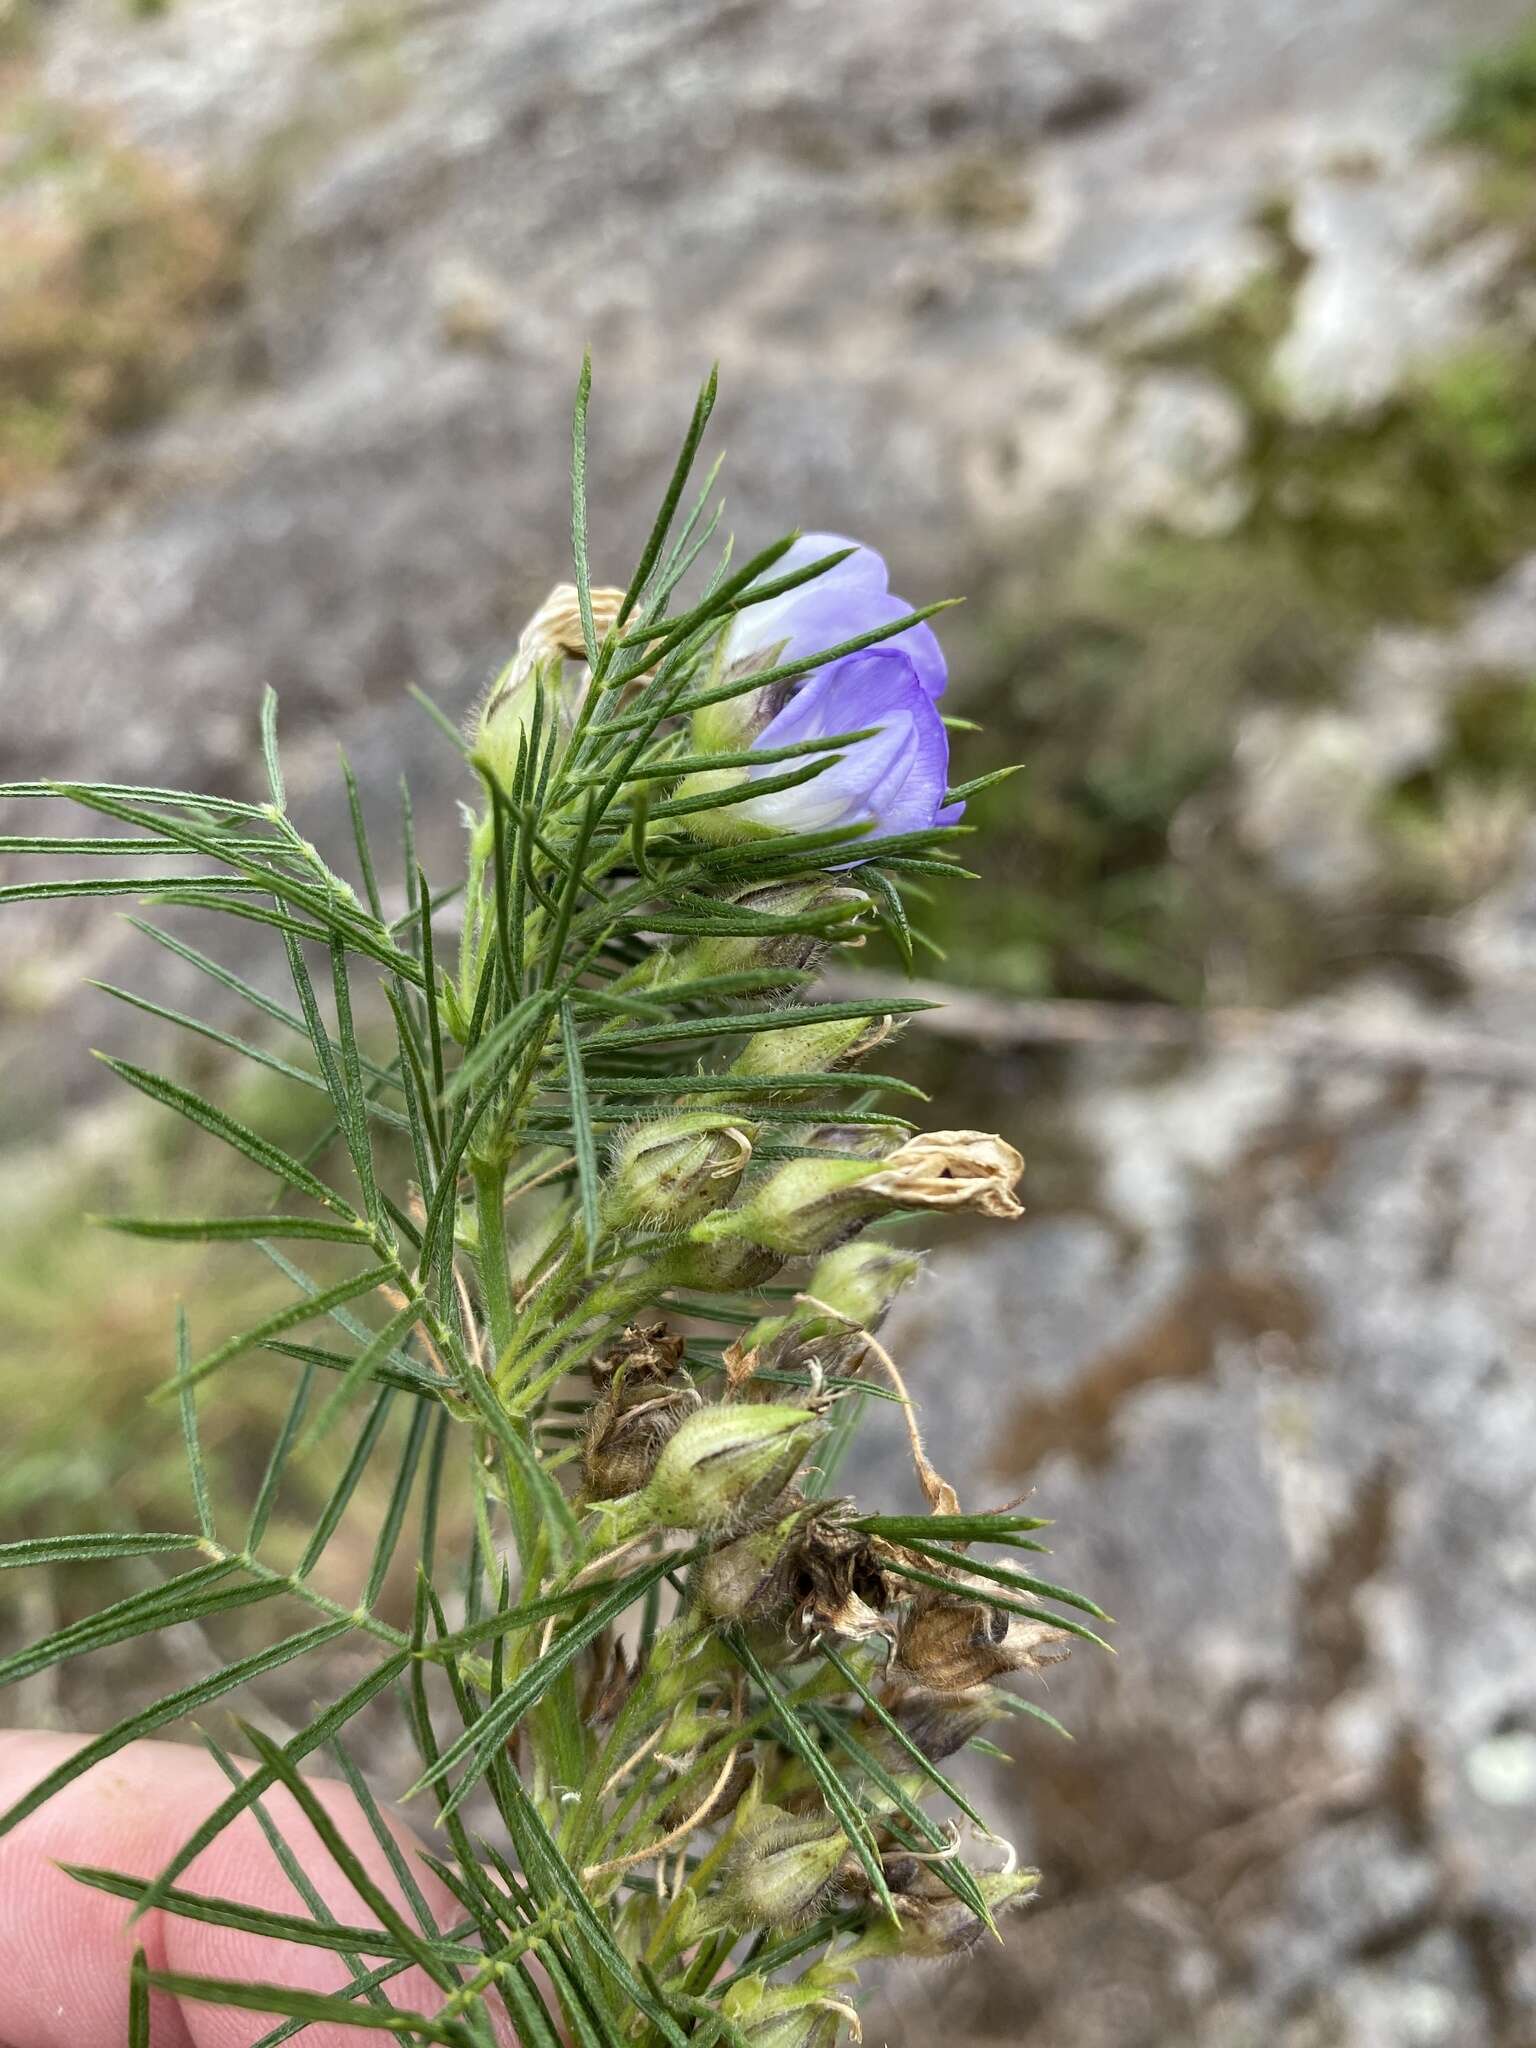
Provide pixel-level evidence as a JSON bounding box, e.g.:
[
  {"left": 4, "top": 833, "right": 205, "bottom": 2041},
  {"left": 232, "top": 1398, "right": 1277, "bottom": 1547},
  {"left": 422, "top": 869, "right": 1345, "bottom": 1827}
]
[
  {"left": 695, "top": 1500, "right": 900, "bottom": 1644},
  {"left": 857, "top": 1130, "right": 1025, "bottom": 1220},
  {"left": 589, "top": 1321, "right": 686, "bottom": 1388},
  {"left": 882, "top": 1681, "right": 1011, "bottom": 1764},
  {"left": 581, "top": 1368, "right": 701, "bottom": 1502},
  {"left": 895, "top": 1586, "right": 1071, "bottom": 1692}
]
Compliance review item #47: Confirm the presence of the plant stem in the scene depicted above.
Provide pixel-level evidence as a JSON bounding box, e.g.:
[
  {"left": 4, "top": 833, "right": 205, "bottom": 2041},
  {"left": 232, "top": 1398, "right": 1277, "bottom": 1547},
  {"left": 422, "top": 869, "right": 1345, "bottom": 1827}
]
[{"left": 473, "top": 1156, "right": 539, "bottom": 1565}]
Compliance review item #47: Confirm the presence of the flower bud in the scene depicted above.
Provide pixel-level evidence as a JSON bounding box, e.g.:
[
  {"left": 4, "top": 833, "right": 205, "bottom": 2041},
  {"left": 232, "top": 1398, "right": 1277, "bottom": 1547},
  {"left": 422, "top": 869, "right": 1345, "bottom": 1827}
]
[
  {"left": 896, "top": 1588, "right": 1071, "bottom": 1692},
  {"left": 728, "top": 1013, "right": 892, "bottom": 1087},
  {"left": 738, "top": 1240, "right": 922, "bottom": 1374},
  {"left": 652, "top": 1236, "right": 784, "bottom": 1294},
  {"left": 808, "top": 1236, "right": 921, "bottom": 1327},
  {"left": 689, "top": 646, "right": 788, "bottom": 755},
  {"left": 678, "top": 877, "right": 869, "bottom": 983},
  {"left": 604, "top": 1113, "right": 756, "bottom": 1231},
  {"left": 642, "top": 1402, "right": 826, "bottom": 1533},
  {"left": 470, "top": 583, "right": 626, "bottom": 791},
  {"left": 722, "top": 1807, "right": 852, "bottom": 1928}
]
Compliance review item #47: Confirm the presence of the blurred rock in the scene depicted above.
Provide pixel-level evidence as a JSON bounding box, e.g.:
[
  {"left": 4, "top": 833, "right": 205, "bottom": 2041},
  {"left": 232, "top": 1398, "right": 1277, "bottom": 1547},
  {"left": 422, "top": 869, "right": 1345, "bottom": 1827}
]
[{"left": 852, "top": 939, "right": 1536, "bottom": 2042}]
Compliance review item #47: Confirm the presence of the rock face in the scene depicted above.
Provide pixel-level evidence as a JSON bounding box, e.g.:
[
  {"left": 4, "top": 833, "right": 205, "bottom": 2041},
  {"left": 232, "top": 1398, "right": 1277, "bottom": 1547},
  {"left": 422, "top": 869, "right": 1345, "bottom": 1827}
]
[
  {"left": 853, "top": 984, "right": 1536, "bottom": 2046},
  {"left": 6, "top": 3, "right": 1536, "bottom": 2044}
]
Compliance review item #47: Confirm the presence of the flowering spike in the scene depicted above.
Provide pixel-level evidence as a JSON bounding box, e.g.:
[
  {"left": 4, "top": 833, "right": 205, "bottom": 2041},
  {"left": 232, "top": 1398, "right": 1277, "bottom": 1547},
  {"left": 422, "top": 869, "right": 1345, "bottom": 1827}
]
[{"left": 13, "top": 374, "right": 1105, "bottom": 2045}]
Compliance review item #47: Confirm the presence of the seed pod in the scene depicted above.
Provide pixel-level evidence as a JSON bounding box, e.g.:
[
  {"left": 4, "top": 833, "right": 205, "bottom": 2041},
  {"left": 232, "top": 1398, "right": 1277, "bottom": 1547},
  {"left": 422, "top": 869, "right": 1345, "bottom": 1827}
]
[
  {"left": 604, "top": 1113, "right": 756, "bottom": 1231},
  {"left": 896, "top": 1587, "right": 1071, "bottom": 1692},
  {"left": 722, "top": 1807, "right": 853, "bottom": 1928},
  {"left": 722, "top": 1966, "right": 855, "bottom": 2048},
  {"left": 693, "top": 1515, "right": 795, "bottom": 1624},
  {"left": 653, "top": 1236, "right": 785, "bottom": 1294},
  {"left": 740, "top": 2019, "right": 839, "bottom": 2048},
  {"left": 695, "top": 1500, "right": 898, "bottom": 1644},
  {"left": 883, "top": 1682, "right": 1010, "bottom": 1764},
  {"left": 642, "top": 1402, "right": 827, "bottom": 1534},
  {"left": 688, "top": 1156, "right": 884, "bottom": 1259}
]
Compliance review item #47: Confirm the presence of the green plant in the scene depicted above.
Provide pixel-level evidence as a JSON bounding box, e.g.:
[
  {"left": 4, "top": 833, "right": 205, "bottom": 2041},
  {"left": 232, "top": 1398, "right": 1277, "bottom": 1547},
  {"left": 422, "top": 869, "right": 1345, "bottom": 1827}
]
[
  {"left": 0, "top": 365, "right": 1101, "bottom": 2042},
  {"left": 1449, "top": 17, "right": 1536, "bottom": 162}
]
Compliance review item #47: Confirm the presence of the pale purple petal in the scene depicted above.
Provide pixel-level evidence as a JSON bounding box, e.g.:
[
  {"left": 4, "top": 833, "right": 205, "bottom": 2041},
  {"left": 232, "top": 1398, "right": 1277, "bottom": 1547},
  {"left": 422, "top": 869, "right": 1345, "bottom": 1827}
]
[
  {"left": 737, "top": 648, "right": 958, "bottom": 844},
  {"left": 727, "top": 534, "right": 947, "bottom": 700}
]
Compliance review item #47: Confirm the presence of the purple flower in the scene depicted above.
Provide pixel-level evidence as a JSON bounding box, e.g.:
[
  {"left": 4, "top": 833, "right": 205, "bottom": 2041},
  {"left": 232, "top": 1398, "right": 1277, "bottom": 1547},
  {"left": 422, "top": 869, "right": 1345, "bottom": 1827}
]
[{"left": 720, "top": 534, "right": 961, "bottom": 845}]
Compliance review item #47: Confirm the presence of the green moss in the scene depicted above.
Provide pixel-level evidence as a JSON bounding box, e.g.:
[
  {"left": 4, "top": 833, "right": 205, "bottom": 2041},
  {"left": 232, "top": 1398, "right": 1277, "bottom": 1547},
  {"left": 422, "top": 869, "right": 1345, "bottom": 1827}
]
[
  {"left": 1371, "top": 671, "right": 1536, "bottom": 907},
  {"left": 889, "top": 151, "right": 1035, "bottom": 231},
  {"left": 918, "top": 535, "right": 1347, "bottom": 1004},
  {"left": 0, "top": 1059, "right": 414, "bottom": 1556},
  {"left": 1448, "top": 18, "right": 1536, "bottom": 162},
  {"left": 0, "top": 0, "right": 35, "bottom": 59},
  {"left": 0, "top": 99, "right": 243, "bottom": 491},
  {"left": 1135, "top": 192, "right": 1536, "bottom": 626}
]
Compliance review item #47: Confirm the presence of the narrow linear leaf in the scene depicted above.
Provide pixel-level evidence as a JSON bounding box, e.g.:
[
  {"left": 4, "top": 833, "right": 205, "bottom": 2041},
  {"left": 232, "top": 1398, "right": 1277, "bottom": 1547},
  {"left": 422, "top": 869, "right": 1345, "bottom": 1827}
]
[
  {"left": 298, "top": 1385, "right": 397, "bottom": 1577},
  {"left": 559, "top": 1000, "right": 601, "bottom": 1273},
  {"left": 127, "top": 1647, "right": 410, "bottom": 1919},
  {"left": 900, "top": 1535, "right": 1111, "bottom": 1620},
  {"left": 155, "top": 1264, "right": 397, "bottom": 1401},
  {"left": 818, "top": 1642, "right": 988, "bottom": 1833},
  {"left": 130, "top": 1948, "right": 151, "bottom": 2048},
  {"left": 483, "top": 1761, "right": 689, "bottom": 2048},
  {"left": 176, "top": 1308, "right": 216, "bottom": 1541},
  {"left": 0, "top": 1532, "right": 200, "bottom": 1569},
  {"left": 408, "top": 1554, "right": 675, "bottom": 1811},
  {"left": 0, "top": 1562, "right": 247, "bottom": 1690},
  {"left": 571, "top": 352, "right": 598, "bottom": 665},
  {"left": 102, "top": 1215, "right": 375, "bottom": 1245},
  {"left": 302, "top": 1295, "right": 424, "bottom": 1452},
  {"left": 0, "top": 1621, "right": 353, "bottom": 1843},
  {"left": 849, "top": 1512, "right": 1050, "bottom": 1541},
  {"left": 247, "top": 1362, "right": 316, "bottom": 1552},
  {"left": 65, "top": 1865, "right": 473, "bottom": 1965},
  {"left": 615, "top": 364, "right": 717, "bottom": 629},
  {"left": 139, "top": 1970, "right": 468, "bottom": 2042},
  {"left": 238, "top": 1724, "right": 458, "bottom": 1995},
  {"left": 589, "top": 996, "right": 936, "bottom": 1051},
  {"left": 340, "top": 749, "right": 385, "bottom": 920},
  {"left": 723, "top": 1629, "right": 895, "bottom": 1925},
  {"left": 97, "top": 1055, "right": 357, "bottom": 1217},
  {"left": 880, "top": 1558, "right": 1113, "bottom": 1650},
  {"left": 260, "top": 686, "right": 286, "bottom": 810}
]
